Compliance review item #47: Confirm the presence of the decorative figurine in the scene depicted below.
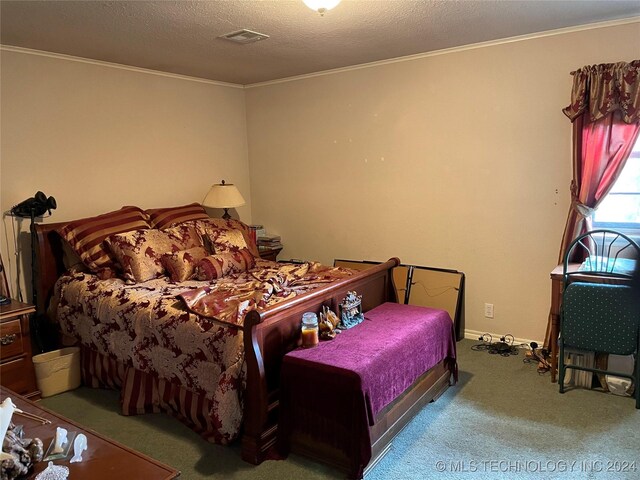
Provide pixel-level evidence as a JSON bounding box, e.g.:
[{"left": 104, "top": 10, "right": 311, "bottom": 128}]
[
  {"left": 1, "top": 423, "right": 44, "bottom": 480},
  {"left": 0, "top": 398, "right": 44, "bottom": 480},
  {"left": 51, "top": 428, "right": 67, "bottom": 455},
  {"left": 70, "top": 434, "right": 87, "bottom": 463},
  {"left": 318, "top": 305, "right": 341, "bottom": 340},
  {"left": 0, "top": 399, "right": 17, "bottom": 462},
  {"left": 338, "top": 291, "right": 364, "bottom": 329}
]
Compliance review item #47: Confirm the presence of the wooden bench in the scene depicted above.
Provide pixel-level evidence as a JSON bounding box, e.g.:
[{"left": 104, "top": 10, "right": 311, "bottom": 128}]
[{"left": 278, "top": 302, "right": 457, "bottom": 479}]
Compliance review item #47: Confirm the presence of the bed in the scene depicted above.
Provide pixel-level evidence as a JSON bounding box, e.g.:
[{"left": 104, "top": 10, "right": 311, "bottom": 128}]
[{"left": 33, "top": 204, "right": 448, "bottom": 466}]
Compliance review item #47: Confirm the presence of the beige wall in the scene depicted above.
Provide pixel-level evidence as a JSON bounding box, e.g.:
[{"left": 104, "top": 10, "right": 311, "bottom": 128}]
[
  {"left": 1, "top": 50, "right": 251, "bottom": 298},
  {"left": 245, "top": 23, "right": 640, "bottom": 341}
]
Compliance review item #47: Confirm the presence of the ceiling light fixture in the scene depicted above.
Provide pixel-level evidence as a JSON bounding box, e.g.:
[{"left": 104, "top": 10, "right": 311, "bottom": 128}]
[{"left": 303, "top": 0, "right": 342, "bottom": 16}]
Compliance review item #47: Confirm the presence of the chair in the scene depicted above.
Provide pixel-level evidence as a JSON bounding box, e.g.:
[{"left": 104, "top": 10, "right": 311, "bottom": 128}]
[{"left": 559, "top": 229, "right": 640, "bottom": 408}]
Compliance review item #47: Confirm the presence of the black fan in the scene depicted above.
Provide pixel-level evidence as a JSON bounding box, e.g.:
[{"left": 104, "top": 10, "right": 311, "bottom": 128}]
[
  {"left": 9, "top": 191, "right": 57, "bottom": 353},
  {"left": 11, "top": 191, "right": 57, "bottom": 218}
]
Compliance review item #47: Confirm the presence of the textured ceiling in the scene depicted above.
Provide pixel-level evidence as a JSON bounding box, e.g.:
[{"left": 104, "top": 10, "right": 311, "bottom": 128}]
[{"left": 1, "top": 1, "right": 639, "bottom": 85}]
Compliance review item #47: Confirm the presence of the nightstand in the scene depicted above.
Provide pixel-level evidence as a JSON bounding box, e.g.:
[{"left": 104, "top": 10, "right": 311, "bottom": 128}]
[
  {"left": 0, "top": 300, "right": 39, "bottom": 398},
  {"left": 259, "top": 247, "right": 283, "bottom": 262}
]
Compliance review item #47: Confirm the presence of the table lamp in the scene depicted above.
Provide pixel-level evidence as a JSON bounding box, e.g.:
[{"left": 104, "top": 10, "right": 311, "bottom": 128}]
[{"left": 202, "top": 180, "right": 246, "bottom": 220}]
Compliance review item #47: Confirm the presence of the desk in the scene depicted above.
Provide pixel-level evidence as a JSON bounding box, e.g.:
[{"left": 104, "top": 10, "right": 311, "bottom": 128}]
[
  {"left": 548, "top": 264, "right": 631, "bottom": 382},
  {"left": 0, "top": 386, "right": 180, "bottom": 479}
]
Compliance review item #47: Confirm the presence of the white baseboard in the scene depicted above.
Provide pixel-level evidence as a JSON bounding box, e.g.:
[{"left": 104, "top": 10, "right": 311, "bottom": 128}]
[{"left": 464, "top": 329, "right": 543, "bottom": 348}]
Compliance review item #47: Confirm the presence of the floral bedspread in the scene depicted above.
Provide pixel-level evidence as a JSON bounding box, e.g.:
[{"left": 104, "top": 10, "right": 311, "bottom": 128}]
[
  {"left": 51, "top": 259, "right": 354, "bottom": 442},
  {"left": 179, "top": 260, "right": 355, "bottom": 324}
]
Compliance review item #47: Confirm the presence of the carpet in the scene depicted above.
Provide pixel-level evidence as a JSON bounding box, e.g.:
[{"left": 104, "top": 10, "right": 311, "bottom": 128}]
[{"left": 39, "top": 339, "right": 640, "bottom": 479}]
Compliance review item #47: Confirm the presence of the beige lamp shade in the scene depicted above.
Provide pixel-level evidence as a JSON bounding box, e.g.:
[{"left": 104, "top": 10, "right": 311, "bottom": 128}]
[{"left": 202, "top": 180, "right": 246, "bottom": 219}]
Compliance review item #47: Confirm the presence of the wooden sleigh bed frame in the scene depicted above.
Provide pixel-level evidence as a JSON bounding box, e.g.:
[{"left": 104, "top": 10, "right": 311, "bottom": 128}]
[{"left": 34, "top": 221, "right": 452, "bottom": 472}]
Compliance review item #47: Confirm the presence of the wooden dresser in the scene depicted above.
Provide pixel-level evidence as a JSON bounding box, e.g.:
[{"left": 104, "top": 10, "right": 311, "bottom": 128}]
[{"left": 0, "top": 300, "right": 39, "bottom": 398}]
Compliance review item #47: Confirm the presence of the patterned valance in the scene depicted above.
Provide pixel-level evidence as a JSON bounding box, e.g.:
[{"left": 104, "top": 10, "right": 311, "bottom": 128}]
[{"left": 563, "top": 60, "right": 640, "bottom": 124}]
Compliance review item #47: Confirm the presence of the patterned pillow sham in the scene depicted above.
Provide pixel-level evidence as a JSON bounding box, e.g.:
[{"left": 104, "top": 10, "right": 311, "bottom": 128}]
[
  {"left": 146, "top": 203, "right": 209, "bottom": 230},
  {"left": 162, "top": 246, "right": 209, "bottom": 282},
  {"left": 204, "top": 228, "right": 249, "bottom": 254},
  {"left": 105, "top": 225, "right": 202, "bottom": 283},
  {"left": 195, "top": 248, "right": 256, "bottom": 281},
  {"left": 57, "top": 206, "right": 150, "bottom": 278},
  {"left": 190, "top": 218, "right": 259, "bottom": 257}
]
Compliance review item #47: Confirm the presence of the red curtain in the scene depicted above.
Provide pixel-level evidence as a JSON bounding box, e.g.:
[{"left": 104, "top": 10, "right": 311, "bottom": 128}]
[
  {"left": 544, "top": 60, "right": 640, "bottom": 349},
  {"left": 557, "top": 61, "right": 640, "bottom": 262},
  {"left": 557, "top": 112, "right": 640, "bottom": 262}
]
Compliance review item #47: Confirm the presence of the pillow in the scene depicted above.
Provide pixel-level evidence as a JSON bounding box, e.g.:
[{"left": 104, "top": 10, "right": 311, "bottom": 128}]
[
  {"left": 146, "top": 203, "right": 209, "bottom": 230},
  {"left": 162, "top": 246, "right": 208, "bottom": 282},
  {"left": 191, "top": 218, "right": 259, "bottom": 257},
  {"left": 105, "top": 225, "right": 201, "bottom": 283},
  {"left": 204, "top": 228, "right": 249, "bottom": 254},
  {"left": 195, "top": 248, "right": 256, "bottom": 280},
  {"left": 57, "top": 206, "right": 150, "bottom": 278}
]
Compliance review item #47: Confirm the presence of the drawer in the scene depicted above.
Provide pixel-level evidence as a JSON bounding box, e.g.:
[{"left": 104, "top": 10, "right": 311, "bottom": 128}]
[
  {"left": 0, "top": 356, "right": 37, "bottom": 396},
  {"left": 0, "top": 318, "right": 24, "bottom": 360}
]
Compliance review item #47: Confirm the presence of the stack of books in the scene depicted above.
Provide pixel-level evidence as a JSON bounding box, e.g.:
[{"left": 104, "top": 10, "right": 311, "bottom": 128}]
[
  {"left": 258, "top": 234, "right": 282, "bottom": 251},
  {"left": 249, "top": 225, "right": 265, "bottom": 245},
  {"left": 563, "top": 349, "right": 595, "bottom": 388}
]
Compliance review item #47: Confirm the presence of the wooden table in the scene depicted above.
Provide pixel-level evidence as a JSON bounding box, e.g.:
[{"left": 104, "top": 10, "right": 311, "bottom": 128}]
[
  {"left": 0, "top": 386, "right": 180, "bottom": 479},
  {"left": 548, "top": 263, "right": 631, "bottom": 383}
]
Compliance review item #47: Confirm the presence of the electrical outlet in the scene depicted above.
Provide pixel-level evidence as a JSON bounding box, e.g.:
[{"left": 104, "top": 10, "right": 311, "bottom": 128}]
[{"left": 484, "top": 303, "right": 494, "bottom": 318}]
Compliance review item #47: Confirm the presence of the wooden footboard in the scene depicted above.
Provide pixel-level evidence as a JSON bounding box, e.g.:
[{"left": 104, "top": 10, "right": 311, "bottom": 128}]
[{"left": 241, "top": 258, "right": 400, "bottom": 464}]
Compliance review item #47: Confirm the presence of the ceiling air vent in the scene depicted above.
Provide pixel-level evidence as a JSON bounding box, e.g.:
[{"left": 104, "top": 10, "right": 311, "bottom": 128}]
[{"left": 219, "top": 29, "right": 269, "bottom": 44}]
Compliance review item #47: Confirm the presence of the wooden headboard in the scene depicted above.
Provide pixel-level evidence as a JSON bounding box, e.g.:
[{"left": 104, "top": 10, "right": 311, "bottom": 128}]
[{"left": 34, "top": 222, "right": 68, "bottom": 316}]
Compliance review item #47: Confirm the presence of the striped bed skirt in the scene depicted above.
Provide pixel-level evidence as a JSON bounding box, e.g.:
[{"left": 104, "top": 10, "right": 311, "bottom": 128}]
[{"left": 80, "top": 345, "right": 228, "bottom": 444}]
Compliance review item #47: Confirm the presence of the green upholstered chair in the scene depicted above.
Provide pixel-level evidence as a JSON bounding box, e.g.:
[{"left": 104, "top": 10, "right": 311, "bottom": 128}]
[{"left": 559, "top": 229, "right": 640, "bottom": 409}]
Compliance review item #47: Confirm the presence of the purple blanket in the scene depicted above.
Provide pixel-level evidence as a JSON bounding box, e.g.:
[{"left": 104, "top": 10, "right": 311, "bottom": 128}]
[{"left": 279, "top": 302, "right": 457, "bottom": 477}]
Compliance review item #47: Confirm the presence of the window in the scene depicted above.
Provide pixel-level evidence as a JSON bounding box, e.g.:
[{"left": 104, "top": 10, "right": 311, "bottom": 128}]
[{"left": 593, "top": 136, "right": 640, "bottom": 231}]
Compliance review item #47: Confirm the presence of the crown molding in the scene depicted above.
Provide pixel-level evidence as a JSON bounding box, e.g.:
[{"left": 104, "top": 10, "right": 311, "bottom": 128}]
[
  {"left": 246, "top": 16, "right": 640, "bottom": 89},
  {"left": 2, "top": 15, "right": 638, "bottom": 90},
  {"left": 0, "top": 45, "right": 244, "bottom": 89}
]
